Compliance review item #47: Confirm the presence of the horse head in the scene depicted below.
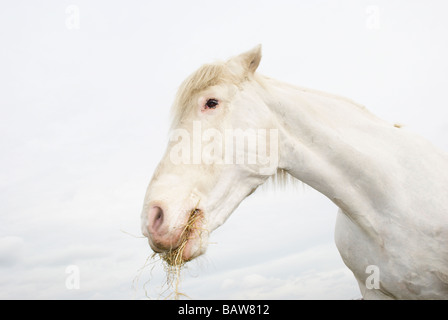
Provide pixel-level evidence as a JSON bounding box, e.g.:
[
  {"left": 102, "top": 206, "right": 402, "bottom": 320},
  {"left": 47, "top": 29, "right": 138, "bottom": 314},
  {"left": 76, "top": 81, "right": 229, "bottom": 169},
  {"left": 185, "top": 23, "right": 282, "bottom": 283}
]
[{"left": 141, "top": 46, "right": 279, "bottom": 263}]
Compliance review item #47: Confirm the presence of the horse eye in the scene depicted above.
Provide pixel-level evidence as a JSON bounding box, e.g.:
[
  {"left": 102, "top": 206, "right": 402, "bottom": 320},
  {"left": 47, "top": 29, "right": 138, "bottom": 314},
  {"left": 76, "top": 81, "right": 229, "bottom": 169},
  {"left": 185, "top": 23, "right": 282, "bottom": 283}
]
[{"left": 205, "top": 99, "right": 219, "bottom": 109}]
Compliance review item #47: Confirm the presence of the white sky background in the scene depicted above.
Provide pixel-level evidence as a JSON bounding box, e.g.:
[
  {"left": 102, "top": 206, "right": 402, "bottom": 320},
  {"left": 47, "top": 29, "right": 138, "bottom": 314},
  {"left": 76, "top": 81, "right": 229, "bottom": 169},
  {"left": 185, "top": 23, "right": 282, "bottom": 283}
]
[{"left": 1, "top": 0, "right": 447, "bottom": 299}]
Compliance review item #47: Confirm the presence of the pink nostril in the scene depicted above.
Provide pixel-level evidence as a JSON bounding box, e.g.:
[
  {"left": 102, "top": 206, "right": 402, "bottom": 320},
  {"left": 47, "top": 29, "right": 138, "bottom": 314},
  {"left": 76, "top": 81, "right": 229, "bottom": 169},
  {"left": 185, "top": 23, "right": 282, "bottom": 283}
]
[
  {"left": 148, "top": 206, "right": 164, "bottom": 233},
  {"left": 145, "top": 204, "right": 184, "bottom": 251}
]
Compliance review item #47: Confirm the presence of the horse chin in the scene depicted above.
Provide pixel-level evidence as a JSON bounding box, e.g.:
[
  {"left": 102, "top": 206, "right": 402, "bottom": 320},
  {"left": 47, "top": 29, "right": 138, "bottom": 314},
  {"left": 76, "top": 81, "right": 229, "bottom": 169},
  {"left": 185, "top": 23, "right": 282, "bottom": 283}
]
[{"left": 182, "top": 236, "right": 206, "bottom": 262}]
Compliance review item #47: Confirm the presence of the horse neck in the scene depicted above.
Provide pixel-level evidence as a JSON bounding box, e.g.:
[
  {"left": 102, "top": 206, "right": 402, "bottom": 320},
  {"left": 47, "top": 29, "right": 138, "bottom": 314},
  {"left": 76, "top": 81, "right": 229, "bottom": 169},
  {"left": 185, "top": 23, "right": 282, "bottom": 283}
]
[{"left": 261, "top": 76, "right": 397, "bottom": 215}]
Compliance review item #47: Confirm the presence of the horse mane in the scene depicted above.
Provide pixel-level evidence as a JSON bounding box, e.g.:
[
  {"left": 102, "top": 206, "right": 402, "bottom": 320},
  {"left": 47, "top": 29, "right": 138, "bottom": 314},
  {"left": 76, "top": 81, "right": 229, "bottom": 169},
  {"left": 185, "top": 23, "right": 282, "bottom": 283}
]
[{"left": 263, "top": 168, "right": 301, "bottom": 191}]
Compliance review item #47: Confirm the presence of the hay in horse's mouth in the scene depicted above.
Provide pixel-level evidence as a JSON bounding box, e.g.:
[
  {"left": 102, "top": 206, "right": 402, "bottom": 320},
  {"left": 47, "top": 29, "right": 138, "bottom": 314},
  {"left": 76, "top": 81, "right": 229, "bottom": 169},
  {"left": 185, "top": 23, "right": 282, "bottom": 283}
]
[
  {"left": 151, "top": 206, "right": 204, "bottom": 299},
  {"left": 158, "top": 207, "right": 204, "bottom": 267}
]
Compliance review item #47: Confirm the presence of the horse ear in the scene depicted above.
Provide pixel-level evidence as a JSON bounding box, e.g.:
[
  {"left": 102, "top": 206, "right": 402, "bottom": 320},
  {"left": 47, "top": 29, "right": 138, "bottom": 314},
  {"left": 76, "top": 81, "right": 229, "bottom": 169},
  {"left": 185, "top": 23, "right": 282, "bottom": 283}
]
[
  {"left": 244, "top": 44, "right": 262, "bottom": 73},
  {"left": 230, "top": 44, "right": 262, "bottom": 75}
]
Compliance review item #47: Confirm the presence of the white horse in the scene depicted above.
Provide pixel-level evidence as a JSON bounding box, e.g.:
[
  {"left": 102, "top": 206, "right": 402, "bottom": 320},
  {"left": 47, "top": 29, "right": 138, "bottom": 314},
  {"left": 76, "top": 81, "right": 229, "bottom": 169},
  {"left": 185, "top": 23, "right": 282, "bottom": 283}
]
[{"left": 141, "top": 45, "right": 448, "bottom": 299}]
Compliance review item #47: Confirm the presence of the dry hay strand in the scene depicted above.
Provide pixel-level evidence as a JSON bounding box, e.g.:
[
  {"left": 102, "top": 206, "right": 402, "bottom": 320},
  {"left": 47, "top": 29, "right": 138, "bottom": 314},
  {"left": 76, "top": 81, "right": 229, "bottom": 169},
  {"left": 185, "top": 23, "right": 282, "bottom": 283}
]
[{"left": 152, "top": 206, "right": 204, "bottom": 299}]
